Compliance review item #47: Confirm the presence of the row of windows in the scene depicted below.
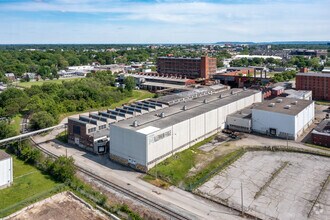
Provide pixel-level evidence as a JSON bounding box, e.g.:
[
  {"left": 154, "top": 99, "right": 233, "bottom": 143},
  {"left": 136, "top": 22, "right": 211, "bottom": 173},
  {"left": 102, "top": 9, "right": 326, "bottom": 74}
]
[{"left": 88, "top": 127, "right": 96, "bottom": 133}]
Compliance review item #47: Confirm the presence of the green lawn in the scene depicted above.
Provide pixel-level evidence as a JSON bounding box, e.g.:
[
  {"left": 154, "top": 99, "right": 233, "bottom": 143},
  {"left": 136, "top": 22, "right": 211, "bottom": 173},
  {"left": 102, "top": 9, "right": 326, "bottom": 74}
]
[
  {"left": 0, "top": 156, "right": 63, "bottom": 217},
  {"left": 147, "top": 135, "right": 246, "bottom": 190},
  {"left": 316, "top": 100, "right": 330, "bottom": 106},
  {"left": 59, "top": 89, "right": 154, "bottom": 121},
  {"left": 148, "top": 135, "right": 216, "bottom": 186},
  {"left": 16, "top": 78, "right": 80, "bottom": 88},
  {"left": 10, "top": 114, "right": 22, "bottom": 134}
]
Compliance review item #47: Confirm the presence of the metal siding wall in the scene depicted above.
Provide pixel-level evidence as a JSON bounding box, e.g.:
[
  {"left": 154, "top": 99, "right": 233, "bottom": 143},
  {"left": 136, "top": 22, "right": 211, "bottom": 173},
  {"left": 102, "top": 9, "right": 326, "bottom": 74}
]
[
  {"left": 110, "top": 126, "right": 147, "bottom": 165},
  {"left": 252, "top": 109, "right": 295, "bottom": 137},
  {"left": 147, "top": 127, "right": 173, "bottom": 163},
  {"left": 172, "top": 120, "right": 190, "bottom": 150},
  {"left": 189, "top": 114, "right": 205, "bottom": 141},
  {"left": 205, "top": 109, "right": 218, "bottom": 133}
]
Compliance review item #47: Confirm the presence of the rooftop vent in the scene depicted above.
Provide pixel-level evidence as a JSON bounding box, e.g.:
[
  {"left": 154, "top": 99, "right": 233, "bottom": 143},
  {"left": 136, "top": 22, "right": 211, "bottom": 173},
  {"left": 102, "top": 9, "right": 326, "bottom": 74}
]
[
  {"left": 243, "top": 87, "right": 247, "bottom": 91},
  {"left": 292, "top": 100, "right": 298, "bottom": 105},
  {"left": 284, "top": 105, "right": 291, "bottom": 109},
  {"left": 219, "top": 94, "right": 222, "bottom": 99},
  {"left": 182, "top": 105, "right": 187, "bottom": 111},
  {"left": 231, "top": 91, "right": 234, "bottom": 95},
  {"left": 276, "top": 99, "right": 283, "bottom": 103},
  {"left": 203, "top": 99, "right": 208, "bottom": 104},
  {"left": 133, "top": 120, "right": 139, "bottom": 127},
  {"left": 160, "top": 112, "right": 165, "bottom": 118},
  {"left": 268, "top": 103, "right": 275, "bottom": 107}
]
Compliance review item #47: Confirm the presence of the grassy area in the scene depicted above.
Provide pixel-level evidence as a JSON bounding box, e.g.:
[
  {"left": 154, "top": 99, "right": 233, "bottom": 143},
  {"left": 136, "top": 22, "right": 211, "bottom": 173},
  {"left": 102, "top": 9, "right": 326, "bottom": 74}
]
[
  {"left": 59, "top": 90, "right": 154, "bottom": 121},
  {"left": 305, "top": 143, "right": 330, "bottom": 151},
  {"left": 147, "top": 135, "right": 217, "bottom": 186},
  {"left": 56, "top": 131, "right": 68, "bottom": 143},
  {"left": 142, "top": 175, "right": 170, "bottom": 189},
  {"left": 0, "top": 156, "right": 63, "bottom": 217},
  {"left": 316, "top": 100, "right": 330, "bottom": 106},
  {"left": 10, "top": 114, "right": 22, "bottom": 134},
  {"left": 16, "top": 78, "right": 80, "bottom": 88}
]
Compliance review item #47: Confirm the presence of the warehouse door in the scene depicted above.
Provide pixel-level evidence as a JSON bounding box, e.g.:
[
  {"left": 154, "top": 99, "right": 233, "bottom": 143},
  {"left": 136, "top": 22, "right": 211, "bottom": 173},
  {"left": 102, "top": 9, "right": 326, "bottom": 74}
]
[{"left": 269, "top": 128, "right": 277, "bottom": 136}]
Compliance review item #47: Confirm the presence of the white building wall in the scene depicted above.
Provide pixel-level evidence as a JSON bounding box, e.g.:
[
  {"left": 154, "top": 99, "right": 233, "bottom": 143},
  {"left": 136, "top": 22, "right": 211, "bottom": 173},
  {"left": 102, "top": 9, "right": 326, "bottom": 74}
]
[
  {"left": 252, "top": 110, "right": 296, "bottom": 139},
  {"left": 295, "top": 102, "right": 314, "bottom": 136},
  {"left": 110, "top": 126, "right": 147, "bottom": 166},
  {"left": 147, "top": 127, "right": 173, "bottom": 164},
  {"left": 0, "top": 157, "right": 13, "bottom": 189},
  {"left": 110, "top": 91, "right": 263, "bottom": 170}
]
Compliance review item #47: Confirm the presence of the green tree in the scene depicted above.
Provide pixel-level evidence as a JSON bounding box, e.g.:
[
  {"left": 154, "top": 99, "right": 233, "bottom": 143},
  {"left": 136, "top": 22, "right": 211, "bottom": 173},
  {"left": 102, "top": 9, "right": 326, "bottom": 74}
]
[
  {"left": 0, "top": 121, "right": 17, "bottom": 139},
  {"left": 30, "top": 111, "right": 56, "bottom": 130},
  {"left": 50, "top": 156, "right": 76, "bottom": 182},
  {"left": 124, "top": 76, "right": 136, "bottom": 91}
]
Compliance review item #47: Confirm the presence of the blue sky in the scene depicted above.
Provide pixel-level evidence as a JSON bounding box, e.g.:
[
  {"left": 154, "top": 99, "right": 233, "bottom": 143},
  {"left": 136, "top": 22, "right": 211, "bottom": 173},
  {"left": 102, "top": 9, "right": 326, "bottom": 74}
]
[{"left": 0, "top": 0, "right": 329, "bottom": 44}]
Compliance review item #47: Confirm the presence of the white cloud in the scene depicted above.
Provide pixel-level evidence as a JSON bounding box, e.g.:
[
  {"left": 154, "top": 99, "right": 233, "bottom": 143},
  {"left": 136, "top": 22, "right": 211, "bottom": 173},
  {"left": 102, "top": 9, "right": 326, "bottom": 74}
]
[{"left": 0, "top": 0, "right": 329, "bottom": 43}]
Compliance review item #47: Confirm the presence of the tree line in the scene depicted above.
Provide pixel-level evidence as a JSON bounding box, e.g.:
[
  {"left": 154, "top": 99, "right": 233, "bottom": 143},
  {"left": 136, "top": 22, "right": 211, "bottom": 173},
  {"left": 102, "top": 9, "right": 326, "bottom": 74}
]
[{"left": 0, "top": 72, "right": 135, "bottom": 136}]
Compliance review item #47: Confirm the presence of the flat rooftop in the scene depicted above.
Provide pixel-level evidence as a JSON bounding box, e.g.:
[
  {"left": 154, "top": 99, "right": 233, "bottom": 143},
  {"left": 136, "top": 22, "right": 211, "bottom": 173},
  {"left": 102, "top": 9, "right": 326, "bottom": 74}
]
[
  {"left": 253, "top": 98, "right": 313, "bottom": 116},
  {"left": 158, "top": 57, "right": 201, "bottom": 60},
  {"left": 112, "top": 89, "right": 261, "bottom": 132},
  {"left": 141, "top": 81, "right": 186, "bottom": 89},
  {"left": 312, "top": 119, "right": 330, "bottom": 137},
  {"left": 296, "top": 72, "right": 330, "bottom": 78}
]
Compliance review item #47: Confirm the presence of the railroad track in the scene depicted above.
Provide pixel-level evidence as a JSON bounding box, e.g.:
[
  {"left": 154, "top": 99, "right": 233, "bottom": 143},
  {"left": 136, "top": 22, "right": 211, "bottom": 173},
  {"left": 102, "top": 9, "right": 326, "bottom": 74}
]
[{"left": 30, "top": 138, "right": 191, "bottom": 220}]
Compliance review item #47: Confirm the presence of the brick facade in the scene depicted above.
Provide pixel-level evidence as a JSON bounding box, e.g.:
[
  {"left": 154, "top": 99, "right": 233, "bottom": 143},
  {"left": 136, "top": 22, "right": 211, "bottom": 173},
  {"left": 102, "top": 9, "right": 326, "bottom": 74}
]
[
  {"left": 296, "top": 73, "right": 330, "bottom": 101},
  {"left": 157, "top": 56, "right": 216, "bottom": 79}
]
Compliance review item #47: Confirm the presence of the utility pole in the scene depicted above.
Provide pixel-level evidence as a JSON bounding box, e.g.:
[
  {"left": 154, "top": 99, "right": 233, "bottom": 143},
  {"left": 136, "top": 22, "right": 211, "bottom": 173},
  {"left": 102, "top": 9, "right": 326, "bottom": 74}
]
[
  {"left": 287, "top": 133, "right": 289, "bottom": 148},
  {"left": 241, "top": 182, "right": 244, "bottom": 216}
]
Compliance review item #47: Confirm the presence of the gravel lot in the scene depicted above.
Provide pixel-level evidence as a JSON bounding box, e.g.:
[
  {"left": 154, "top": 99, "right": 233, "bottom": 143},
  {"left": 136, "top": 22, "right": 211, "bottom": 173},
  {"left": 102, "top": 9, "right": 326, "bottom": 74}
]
[
  {"left": 8, "top": 191, "right": 108, "bottom": 220},
  {"left": 197, "top": 151, "right": 330, "bottom": 220}
]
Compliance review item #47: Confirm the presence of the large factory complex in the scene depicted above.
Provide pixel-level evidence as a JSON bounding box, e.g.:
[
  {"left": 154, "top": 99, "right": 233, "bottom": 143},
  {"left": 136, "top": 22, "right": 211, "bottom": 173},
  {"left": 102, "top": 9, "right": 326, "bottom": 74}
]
[
  {"left": 68, "top": 83, "right": 318, "bottom": 171},
  {"left": 65, "top": 55, "right": 330, "bottom": 171}
]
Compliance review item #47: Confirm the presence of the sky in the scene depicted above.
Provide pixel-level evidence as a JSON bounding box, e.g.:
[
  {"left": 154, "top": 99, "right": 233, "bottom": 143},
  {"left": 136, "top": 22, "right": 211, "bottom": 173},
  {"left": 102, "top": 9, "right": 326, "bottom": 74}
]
[{"left": 0, "top": 0, "right": 329, "bottom": 44}]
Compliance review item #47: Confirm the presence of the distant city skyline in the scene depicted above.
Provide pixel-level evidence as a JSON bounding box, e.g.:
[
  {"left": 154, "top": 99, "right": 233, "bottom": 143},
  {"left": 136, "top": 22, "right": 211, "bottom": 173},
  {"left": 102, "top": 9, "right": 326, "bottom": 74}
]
[{"left": 0, "top": 0, "right": 329, "bottom": 44}]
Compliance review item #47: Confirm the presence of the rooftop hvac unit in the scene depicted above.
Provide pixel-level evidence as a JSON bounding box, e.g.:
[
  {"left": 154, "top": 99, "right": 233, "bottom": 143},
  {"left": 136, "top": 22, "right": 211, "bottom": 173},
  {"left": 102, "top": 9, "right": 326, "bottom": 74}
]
[
  {"left": 276, "top": 99, "right": 283, "bottom": 103},
  {"left": 133, "top": 120, "right": 139, "bottom": 127},
  {"left": 268, "top": 103, "right": 275, "bottom": 107},
  {"left": 292, "top": 100, "right": 298, "bottom": 105},
  {"left": 284, "top": 105, "right": 291, "bottom": 109},
  {"left": 160, "top": 112, "right": 165, "bottom": 118},
  {"left": 182, "top": 105, "right": 187, "bottom": 111}
]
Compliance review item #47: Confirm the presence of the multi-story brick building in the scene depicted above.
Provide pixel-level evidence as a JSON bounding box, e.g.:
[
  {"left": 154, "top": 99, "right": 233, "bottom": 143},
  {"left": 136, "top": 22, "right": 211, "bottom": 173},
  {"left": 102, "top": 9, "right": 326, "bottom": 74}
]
[
  {"left": 157, "top": 56, "right": 217, "bottom": 79},
  {"left": 296, "top": 73, "right": 330, "bottom": 101}
]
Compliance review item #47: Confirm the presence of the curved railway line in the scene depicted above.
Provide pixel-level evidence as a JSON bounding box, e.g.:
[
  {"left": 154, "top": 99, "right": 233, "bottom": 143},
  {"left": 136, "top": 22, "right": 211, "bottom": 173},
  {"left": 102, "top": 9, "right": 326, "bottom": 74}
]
[{"left": 30, "top": 138, "right": 191, "bottom": 220}]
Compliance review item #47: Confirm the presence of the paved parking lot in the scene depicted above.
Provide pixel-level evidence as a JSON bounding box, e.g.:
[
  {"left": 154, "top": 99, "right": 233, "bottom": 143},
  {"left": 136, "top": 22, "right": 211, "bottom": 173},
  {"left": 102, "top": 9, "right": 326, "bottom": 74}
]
[{"left": 197, "top": 151, "right": 330, "bottom": 220}]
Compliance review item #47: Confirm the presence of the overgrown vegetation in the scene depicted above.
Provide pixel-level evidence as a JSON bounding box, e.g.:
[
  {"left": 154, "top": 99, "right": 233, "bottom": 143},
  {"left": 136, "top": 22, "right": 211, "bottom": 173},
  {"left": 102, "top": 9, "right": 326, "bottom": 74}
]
[
  {"left": 272, "top": 70, "right": 297, "bottom": 82},
  {"left": 0, "top": 71, "right": 152, "bottom": 136},
  {"left": 1, "top": 142, "right": 142, "bottom": 219}
]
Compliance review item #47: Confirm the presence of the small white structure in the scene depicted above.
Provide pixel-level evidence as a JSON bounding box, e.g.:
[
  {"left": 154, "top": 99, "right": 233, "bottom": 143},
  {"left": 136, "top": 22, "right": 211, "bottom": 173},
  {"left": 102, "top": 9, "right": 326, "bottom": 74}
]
[
  {"left": 0, "top": 150, "right": 13, "bottom": 189},
  {"left": 252, "top": 98, "right": 314, "bottom": 140}
]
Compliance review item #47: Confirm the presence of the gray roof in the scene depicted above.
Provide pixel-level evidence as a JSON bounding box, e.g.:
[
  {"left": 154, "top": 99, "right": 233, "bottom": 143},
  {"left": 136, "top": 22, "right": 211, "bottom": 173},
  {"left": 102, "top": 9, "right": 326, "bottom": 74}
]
[
  {"left": 313, "top": 119, "right": 330, "bottom": 134},
  {"left": 157, "top": 57, "right": 201, "bottom": 60},
  {"left": 253, "top": 98, "right": 314, "bottom": 116},
  {"left": 0, "top": 150, "right": 11, "bottom": 161},
  {"left": 112, "top": 89, "right": 261, "bottom": 131},
  {"left": 296, "top": 72, "right": 330, "bottom": 78}
]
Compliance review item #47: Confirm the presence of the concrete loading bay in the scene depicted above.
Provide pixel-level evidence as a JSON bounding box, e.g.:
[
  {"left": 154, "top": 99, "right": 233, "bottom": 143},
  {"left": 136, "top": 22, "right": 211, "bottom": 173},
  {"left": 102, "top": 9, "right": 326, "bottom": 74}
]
[{"left": 196, "top": 151, "right": 330, "bottom": 220}]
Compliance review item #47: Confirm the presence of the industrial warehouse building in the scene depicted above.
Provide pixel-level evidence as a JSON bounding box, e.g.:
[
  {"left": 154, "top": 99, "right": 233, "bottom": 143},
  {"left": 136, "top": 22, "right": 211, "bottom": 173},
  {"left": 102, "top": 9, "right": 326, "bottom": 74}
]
[
  {"left": 157, "top": 56, "right": 217, "bottom": 79},
  {"left": 0, "top": 150, "right": 13, "bottom": 189},
  {"left": 109, "top": 88, "right": 262, "bottom": 171},
  {"left": 227, "top": 98, "right": 314, "bottom": 140},
  {"left": 252, "top": 98, "right": 314, "bottom": 140}
]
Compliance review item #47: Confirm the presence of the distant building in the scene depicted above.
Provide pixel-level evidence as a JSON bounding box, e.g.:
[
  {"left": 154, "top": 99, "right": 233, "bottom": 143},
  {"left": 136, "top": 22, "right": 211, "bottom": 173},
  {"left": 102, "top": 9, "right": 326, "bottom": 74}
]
[
  {"left": 0, "top": 150, "right": 13, "bottom": 189},
  {"left": 290, "top": 49, "right": 327, "bottom": 58},
  {"left": 296, "top": 72, "right": 330, "bottom": 101},
  {"left": 157, "top": 56, "right": 217, "bottom": 79},
  {"left": 312, "top": 119, "right": 330, "bottom": 147},
  {"left": 5, "top": 73, "right": 15, "bottom": 81},
  {"left": 322, "top": 67, "right": 330, "bottom": 74}
]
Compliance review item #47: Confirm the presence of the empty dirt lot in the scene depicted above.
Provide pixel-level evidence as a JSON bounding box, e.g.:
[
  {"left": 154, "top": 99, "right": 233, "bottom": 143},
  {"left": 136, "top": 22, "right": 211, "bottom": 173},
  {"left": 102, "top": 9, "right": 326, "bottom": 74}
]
[
  {"left": 8, "top": 191, "right": 109, "bottom": 220},
  {"left": 197, "top": 151, "right": 330, "bottom": 220}
]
